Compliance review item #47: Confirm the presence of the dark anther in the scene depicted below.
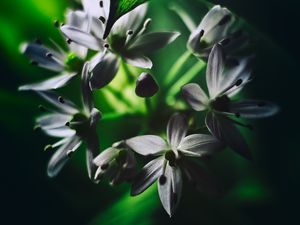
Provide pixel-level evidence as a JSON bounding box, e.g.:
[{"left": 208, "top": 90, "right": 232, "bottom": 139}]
[
  {"left": 99, "top": 16, "right": 106, "bottom": 24},
  {"left": 218, "top": 14, "right": 231, "bottom": 26},
  {"left": 61, "top": 23, "right": 65, "bottom": 26},
  {"left": 199, "top": 29, "right": 205, "bottom": 38},
  {"left": 172, "top": 193, "right": 178, "bottom": 204},
  {"left": 54, "top": 20, "right": 60, "bottom": 28},
  {"left": 58, "top": 96, "right": 65, "bottom": 103},
  {"left": 235, "top": 79, "right": 243, "bottom": 86},
  {"left": 67, "top": 150, "right": 74, "bottom": 157},
  {"left": 257, "top": 102, "right": 266, "bottom": 107},
  {"left": 46, "top": 52, "right": 53, "bottom": 57},
  {"left": 65, "top": 122, "right": 70, "bottom": 127},
  {"left": 30, "top": 61, "right": 38, "bottom": 66},
  {"left": 159, "top": 175, "right": 167, "bottom": 185},
  {"left": 67, "top": 39, "right": 72, "bottom": 44},
  {"left": 104, "top": 43, "right": 109, "bottom": 48},
  {"left": 101, "top": 163, "right": 109, "bottom": 170},
  {"left": 127, "top": 30, "right": 134, "bottom": 35},
  {"left": 220, "top": 38, "right": 231, "bottom": 46},
  {"left": 99, "top": 0, "right": 103, "bottom": 7},
  {"left": 34, "top": 38, "right": 42, "bottom": 45}
]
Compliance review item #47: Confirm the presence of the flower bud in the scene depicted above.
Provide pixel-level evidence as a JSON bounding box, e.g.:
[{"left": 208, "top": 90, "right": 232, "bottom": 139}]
[{"left": 135, "top": 73, "right": 159, "bottom": 97}]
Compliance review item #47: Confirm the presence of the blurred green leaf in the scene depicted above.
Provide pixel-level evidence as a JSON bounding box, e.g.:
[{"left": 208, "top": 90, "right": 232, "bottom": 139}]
[{"left": 104, "top": 0, "right": 150, "bottom": 38}]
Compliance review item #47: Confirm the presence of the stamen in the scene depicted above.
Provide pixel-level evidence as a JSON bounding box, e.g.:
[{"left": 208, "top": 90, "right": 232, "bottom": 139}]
[
  {"left": 199, "top": 29, "right": 205, "bottom": 38},
  {"left": 99, "top": 16, "right": 106, "bottom": 24},
  {"left": 44, "top": 145, "right": 52, "bottom": 151},
  {"left": 159, "top": 175, "right": 167, "bottom": 185},
  {"left": 58, "top": 96, "right": 65, "bottom": 103},
  {"left": 67, "top": 150, "right": 74, "bottom": 157},
  {"left": 46, "top": 52, "right": 53, "bottom": 58},
  {"left": 104, "top": 43, "right": 109, "bottom": 48},
  {"left": 67, "top": 39, "right": 72, "bottom": 44},
  {"left": 219, "top": 79, "right": 243, "bottom": 96},
  {"left": 99, "top": 0, "right": 104, "bottom": 8},
  {"left": 127, "top": 30, "right": 134, "bottom": 36},
  {"left": 218, "top": 14, "right": 231, "bottom": 26},
  {"left": 65, "top": 121, "right": 70, "bottom": 127}
]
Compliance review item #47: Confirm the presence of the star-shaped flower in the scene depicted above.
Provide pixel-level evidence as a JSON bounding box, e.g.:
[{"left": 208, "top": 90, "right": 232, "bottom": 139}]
[
  {"left": 182, "top": 44, "right": 279, "bottom": 159},
  {"left": 126, "top": 113, "right": 223, "bottom": 216},
  {"left": 36, "top": 63, "right": 101, "bottom": 180},
  {"left": 61, "top": 3, "right": 180, "bottom": 89}
]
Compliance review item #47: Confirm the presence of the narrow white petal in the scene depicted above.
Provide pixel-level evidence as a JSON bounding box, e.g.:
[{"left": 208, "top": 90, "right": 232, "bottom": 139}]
[
  {"left": 43, "top": 127, "right": 76, "bottom": 138},
  {"left": 37, "top": 113, "right": 72, "bottom": 130},
  {"left": 123, "top": 54, "right": 152, "bottom": 69},
  {"left": 181, "top": 83, "right": 209, "bottom": 111},
  {"left": 93, "top": 147, "right": 119, "bottom": 166},
  {"left": 167, "top": 113, "right": 188, "bottom": 150},
  {"left": 131, "top": 157, "right": 164, "bottom": 195},
  {"left": 126, "top": 135, "right": 168, "bottom": 156},
  {"left": 81, "top": 62, "right": 93, "bottom": 113}
]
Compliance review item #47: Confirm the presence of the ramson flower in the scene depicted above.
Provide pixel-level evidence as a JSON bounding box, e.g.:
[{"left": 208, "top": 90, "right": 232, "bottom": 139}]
[
  {"left": 18, "top": 10, "right": 92, "bottom": 91},
  {"left": 61, "top": 3, "right": 180, "bottom": 89},
  {"left": 126, "top": 113, "right": 223, "bottom": 216},
  {"left": 36, "top": 63, "right": 101, "bottom": 180},
  {"left": 174, "top": 4, "right": 248, "bottom": 60},
  {"left": 182, "top": 44, "right": 279, "bottom": 160},
  {"left": 93, "top": 141, "right": 137, "bottom": 185}
]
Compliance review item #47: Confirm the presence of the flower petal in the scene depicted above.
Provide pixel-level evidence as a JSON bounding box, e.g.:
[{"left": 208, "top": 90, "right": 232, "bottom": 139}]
[
  {"left": 123, "top": 54, "right": 153, "bottom": 69},
  {"left": 37, "top": 113, "right": 72, "bottom": 130},
  {"left": 80, "top": 62, "right": 94, "bottom": 113},
  {"left": 61, "top": 25, "right": 105, "bottom": 51},
  {"left": 205, "top": 111, "right": 252, "bottom": 160},
  {"left": 19, "top": 72, "right": 77, "bottom": 91},
  {"left": 135, "top": 73, "right": 159, "bottom": 97},
  {"left": 128, "top": 32, "right": 180, "bottom": 54},
  {"left": 158, "top": 164, "right": 182, "bottom": 217},
  {"left": 167, "top": 113, "right": 188, "bottom": 150},
  {"left": 37, "top": 91, "right": 78, "bottom": 114},
  {"left": 43, "top": 126, "right": 76, "bottom": 138},
  {"left": 126, "top": 135, "right": 168, "bottom": 156},
  {"left": 90, "top": 52, "right": 120, "bottom": 90},
  {"left": 21, "top": 43, "right": 64, "bottom": 72},
  {"left": 47, "top": 136, "right": 81, "bottom": 177},
  {"left": 131, "top": 157, "right": 164, "bottom": 195},
  {"left": 229, "top": 100, "right": 279, "bottom": 118},
  {"left": 178, "top": 134, "right": 223, "bottom": 157},
  {"left": 181, "top": 83, "right": 209, "bottom": 111},
  {"left": 206, "top": 44, "right": 225, "bottom": 98},
  {"left": 93, "top": 147, "right": 119, "bottom": 166},
  {"left": 85, "top": 129, "right": 100, "bottom": 181},
  {"left": 82, "top": 0, "right": 109, "bottom": 18}
]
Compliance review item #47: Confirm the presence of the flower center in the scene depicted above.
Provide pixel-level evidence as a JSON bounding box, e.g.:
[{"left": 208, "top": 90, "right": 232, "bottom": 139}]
[
  {"left": 165, "top": 150, "right": 177, "bottom": 167},
  {"left": 108, "top": 34, "right": 127, "bottom": 55},
  {"left": 65, "top": 53, "right": 84, "bottom": 72},
  {"left": 67, "top": 113, "right": 90, "bottom": 138},
  {"left": 210, "top": 95, "right": 230, "bottom": 112}
]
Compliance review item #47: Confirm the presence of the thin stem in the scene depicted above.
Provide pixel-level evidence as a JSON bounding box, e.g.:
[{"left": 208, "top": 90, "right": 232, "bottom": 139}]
[{"left": 121, "top": 60, "right": 135, "bottom": 84}]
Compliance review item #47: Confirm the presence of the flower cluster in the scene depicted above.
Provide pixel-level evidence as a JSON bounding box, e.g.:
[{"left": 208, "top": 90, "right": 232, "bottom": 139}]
[{"left": 19, "top": 0, "right": 278, "bottom": 217}]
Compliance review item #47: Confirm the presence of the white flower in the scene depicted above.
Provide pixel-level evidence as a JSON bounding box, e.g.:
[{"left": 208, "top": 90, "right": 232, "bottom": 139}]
[
  {"left": 61, "top": 3, "right": 180, "bottom": 89},
  {"left": 182, "top": 44, "right": 279, "bottom": 160},
  {"left": 93, "top": 141, "right": 137, "bottom": 185},
  {"left": 126, "top": 113, "right": 222, "bottom": 216},
  {"left": 36, "top": 63, "right": 101, "bottom": 180}
]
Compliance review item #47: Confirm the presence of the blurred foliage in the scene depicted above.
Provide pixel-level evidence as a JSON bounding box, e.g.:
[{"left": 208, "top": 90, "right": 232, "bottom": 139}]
[{"left": 0, "top": 0, "right": 298, "bottom": 225}]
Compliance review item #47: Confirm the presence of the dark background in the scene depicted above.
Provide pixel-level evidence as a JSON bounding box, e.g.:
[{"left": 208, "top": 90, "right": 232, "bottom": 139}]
[{"left": 1, "top": 0, "right": 299, "bottom": 224}]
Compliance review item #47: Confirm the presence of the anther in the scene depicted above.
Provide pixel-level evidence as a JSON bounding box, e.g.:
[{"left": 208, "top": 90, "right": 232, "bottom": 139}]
[
  {"left": 159, "top": 175, "right": 167, "bottom": 185},
  {"left": 218, "top": 14, "right": 231, "bottom": 26},
  {"left": 99, "top": 16, "right": 106, "bottom": 24},
  {"left": 104, "top": 43, "right": 109, "bottom": 48},
  {"left": 99, "top": 0, "right": 104, "bottom": 8},
  {"left": 34, "top": 38, "right": 42, "bottom": 45},
  {"left": 67, "top": 150, "right": 74, "bottom": 157},
  {"left": 199, "top": 29, "right": 205, "bottom": 38},
  {"left": 44, "top": 145, "right": 52, "bottom": 151},
  {"left": 67, "top": 39, "right": 72, "bottom": 44},
  {"left": 61, "top": 23, "right": 65, "bottom": 26},
  {"left": 127, "top": 30, "right": 134, "bottom": 35},
  {"left": 58, "top": 96, "right": 65, "bottom": 103},
  {"left": 235, "top": 79, "right": 243, "bottom": 86},
  {"left": 54, "top": 20, "right": 60, "bottom": 28},
  {"left": 101, "top": 163, "right": 109, "bottom": 170},
  {"left": 65, "top": 122, "right": 70, "bottom": 127},
  {"left": 46, "top": 52, "right": 53, "bottom": 57}
]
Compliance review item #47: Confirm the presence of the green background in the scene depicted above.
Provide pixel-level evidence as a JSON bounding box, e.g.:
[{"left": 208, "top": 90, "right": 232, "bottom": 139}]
[{"left": 1, "top": 0, "right": 298, "bottom": 224}]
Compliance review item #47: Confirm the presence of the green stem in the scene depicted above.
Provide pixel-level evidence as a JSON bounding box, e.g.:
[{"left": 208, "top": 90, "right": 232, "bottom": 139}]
[
  {"left": 166, "top": 59, "right": 206, "bottom": 104},
  {"left": 164, "top": 50, "right": 192, "bottom": 87},
  {"left": 121, "top": 60, "right": 135, "bottom": 84}
]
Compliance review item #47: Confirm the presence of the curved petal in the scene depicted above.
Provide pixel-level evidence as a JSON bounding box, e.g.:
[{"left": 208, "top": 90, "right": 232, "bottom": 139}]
[
  {"left": 61, "top": 25, "right": 105, "bottom": 51},
  {"left": 19, "top": 73, "right": 77, "bottom": 91},
  {"left": 37, "top": 113, "right": 72, "bottom": 130},
  {"left": 206, "top": 44, "right": 225, "bottom": 98},
  {"left": 131, "top": 157, "right": 164, "bottom": 196},
  {"left": 128, "top": 32, "right": 180, "bottom": 54},
  {"left": 90, "top": 52, "right": 120, "bottom": 90},
  {"left": 81, "top": 62, "right": 94, "bottom": 113},
  {"left": 47, "top": 136, "right": 81, "bottom": 177},
  {"left": 126, "top": 135, "right": 168, "bottom": 156},
  {"left": 123, "top": 54, "right": 152, "bottom": 69},
  {"left": 82, "top": 0, "right": 109, "bottom": 18},
  {"left": 229, "top": 99, "right": 279, "bottom": 118},
  {"left": 158, "top": 164, "right": 182, "bottom": 217},
  {"left": 167, "top": 113, "right": 188, "bottom": 150},
  {"left": 86, "top": 129, "right": 100, "bottom": 181},
  {"left": 93, "top": 147, "right": 119, "bottom": 166},
  {"left": 178, "top": 134, "right": 223, "bottom": 157},
  {"left": 21, "top": 43, "right": 64, "bottom": 72},
  {"left": 43, "top": 126, "right": 76, "bottom": 138},
  {"left": 205, "top": 111, "right": 252, "bottom": 160},
  {"left": 181, "top": 83, "right": 209, "bottom": 111}
]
